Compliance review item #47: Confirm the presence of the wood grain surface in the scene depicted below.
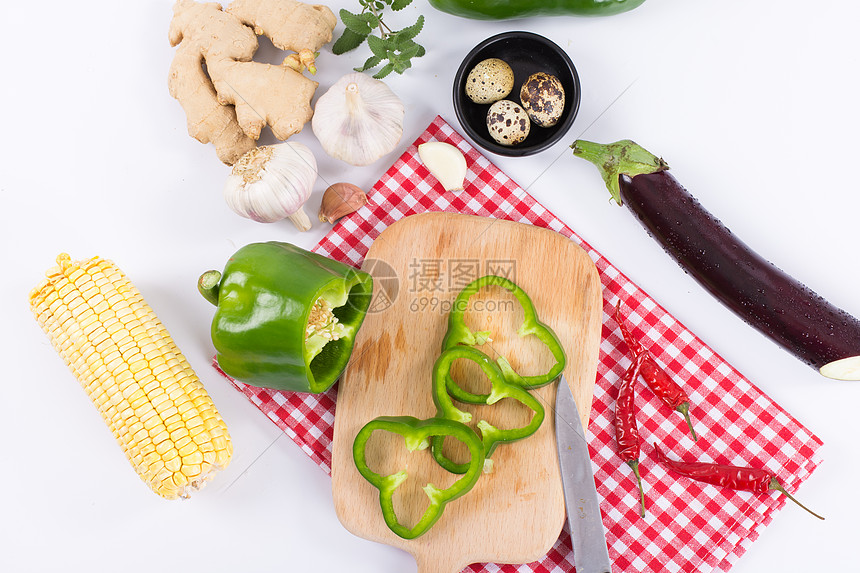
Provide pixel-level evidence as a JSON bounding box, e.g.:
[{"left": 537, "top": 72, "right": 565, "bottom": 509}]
[{"left": 331, "top": 213, "right": 602, "bottom": 573}]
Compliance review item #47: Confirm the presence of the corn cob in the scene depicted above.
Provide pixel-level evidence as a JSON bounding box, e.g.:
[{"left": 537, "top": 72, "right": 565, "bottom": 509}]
[{"left": 29, "top": 253, "right": 232, "bottom": 500}]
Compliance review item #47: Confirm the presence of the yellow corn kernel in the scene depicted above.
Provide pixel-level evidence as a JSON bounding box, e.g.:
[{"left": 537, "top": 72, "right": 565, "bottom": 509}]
[
  {"left": 165, "top": 455, "right": 182, "bottom": 473},
  {"left": 182, "top": 451, "right": 205, "bottom": 466},
  {"left": 181, "top": 464, "right": 202, "bottom": 478},
  {"left": 29, "top": 253, "right": 233, "bottom": 500}
]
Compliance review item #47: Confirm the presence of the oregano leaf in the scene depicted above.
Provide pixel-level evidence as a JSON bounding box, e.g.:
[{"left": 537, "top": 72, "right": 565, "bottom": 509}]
[
  {"left": 397, "top": 15, "right": 424, "bottom": 41},
  {"left": 392, "top": 57, "right": 409, "bottom": 74},
  {"left": 361, "top": 10, "right": 380, "bottom": 28},
  {"left": 340, "top": 9, "right": 372, "bottom": 35},
  {"left": 356, "top": 54, "right": 384, "bottom": 72},
  {"left": 374, "top": 62, "right": 395, "bottom": 79},
  {"left": 338, "top": 0, "right": 424, "bottom": 77},
  {"left": 332, "top": 27, "right": 368, "bottom": 55},
  {"left": 399, "top": 42, "right": 422, "bottom": 60},
  {"left": 366, "top": 34, "right": 387, "bottom": 57}
]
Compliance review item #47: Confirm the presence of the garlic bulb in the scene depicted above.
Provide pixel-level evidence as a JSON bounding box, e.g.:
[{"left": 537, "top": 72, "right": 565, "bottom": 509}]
[
  {"left": 224, "top": 143, "right": 317, "bottom": 231},
  {"left": 312, "top": 72, "right": 405, "bottom": 166}
]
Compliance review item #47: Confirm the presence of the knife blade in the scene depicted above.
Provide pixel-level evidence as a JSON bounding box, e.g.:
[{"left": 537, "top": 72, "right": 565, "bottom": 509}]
[{"left": 555, "top": 374, "right": 612, "bottom": 573}]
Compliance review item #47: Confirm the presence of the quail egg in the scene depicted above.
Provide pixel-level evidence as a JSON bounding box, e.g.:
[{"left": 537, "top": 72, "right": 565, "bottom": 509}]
[
  {"left": 486, "top": 100, "right": 530, "bottom": 146},
  {"left": 519, "top": 72, "right": 566, "bottom": 128},
  {"left": 465, "top": 58, "right": 515, "bottom": 104}
]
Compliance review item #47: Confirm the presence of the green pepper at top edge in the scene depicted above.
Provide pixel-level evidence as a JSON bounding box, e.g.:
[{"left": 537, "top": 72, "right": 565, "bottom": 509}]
[
  {"left": 428, "top": 0, "right": 646, "bottom": 20},
  {"left": 198, "top": 241, "right": 373, "bottom": 393}
]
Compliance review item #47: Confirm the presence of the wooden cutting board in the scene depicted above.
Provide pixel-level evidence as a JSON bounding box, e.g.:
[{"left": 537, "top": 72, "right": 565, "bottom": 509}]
[{"left": 331, "top": 213, "right": 602, "bottom": 573}]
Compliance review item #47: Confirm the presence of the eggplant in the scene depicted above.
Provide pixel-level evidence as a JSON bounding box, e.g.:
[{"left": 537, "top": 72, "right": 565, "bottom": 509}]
[{"left": 572, "top": 139, "right": 860, "bottom": 381}]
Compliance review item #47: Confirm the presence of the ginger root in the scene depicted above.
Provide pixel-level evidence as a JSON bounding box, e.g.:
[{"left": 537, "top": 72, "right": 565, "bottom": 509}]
[
  {"left": 167, "top": 0, "right": 336, "bottom": 165},
  {"left": 228, "top": 0, "right": 336, "bottom": 69}
]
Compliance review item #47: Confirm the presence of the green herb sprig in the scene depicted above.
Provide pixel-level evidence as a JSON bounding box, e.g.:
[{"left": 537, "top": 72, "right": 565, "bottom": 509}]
[{"left": 332, "top": 0, "right": 425, "bottom": 79}]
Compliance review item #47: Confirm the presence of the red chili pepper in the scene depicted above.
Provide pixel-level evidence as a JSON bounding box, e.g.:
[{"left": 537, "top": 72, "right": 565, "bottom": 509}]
[
  {"left": 615, "top": 354, "right": 647, "bottom": 517},
  {"left": 653, "top": 443, "right": 824, "bottom": 520},
  {"left": 614, "top": 301, "right": 698, "bottom": 441}
]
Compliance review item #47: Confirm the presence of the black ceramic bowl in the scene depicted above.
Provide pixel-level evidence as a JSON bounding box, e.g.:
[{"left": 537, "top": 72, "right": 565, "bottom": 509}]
[{"left": 453, "top": 31, "right": 581, "bottom": 157}]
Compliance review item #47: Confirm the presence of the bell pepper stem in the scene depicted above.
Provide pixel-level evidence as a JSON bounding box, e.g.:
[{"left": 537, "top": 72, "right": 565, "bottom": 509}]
[{"left": 198, "top": 270, "right": 222, "bottom": 306}]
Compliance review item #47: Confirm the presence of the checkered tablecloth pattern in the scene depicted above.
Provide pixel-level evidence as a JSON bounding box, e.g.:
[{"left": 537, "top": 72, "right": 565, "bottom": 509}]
[{"left": 222, "top": 116, "right": 823, "bottom": 573}]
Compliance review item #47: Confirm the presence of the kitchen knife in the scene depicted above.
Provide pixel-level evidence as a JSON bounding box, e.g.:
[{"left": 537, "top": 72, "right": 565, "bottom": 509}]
[{"left": 555, "top": 374, "right": 612, "bottom": 573}]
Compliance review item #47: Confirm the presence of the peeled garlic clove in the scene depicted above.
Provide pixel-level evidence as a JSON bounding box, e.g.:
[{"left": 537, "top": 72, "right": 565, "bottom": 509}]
[
  {"left": 224, "top": 143, "right": 317, "bottom": 231},
  {"left": 319, "top": 183, "right": 367, "bottom": 224},
  {"left": 418, "top": 142, "right": 467, "bottom": 192},
  {"left": 312, "top": 72, "right": 405, "bottom": 166}
]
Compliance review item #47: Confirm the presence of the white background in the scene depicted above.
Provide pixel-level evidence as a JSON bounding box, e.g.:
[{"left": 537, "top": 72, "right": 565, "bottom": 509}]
[{"left": 2, "top": 1, "right": 858, "bottom": 571}]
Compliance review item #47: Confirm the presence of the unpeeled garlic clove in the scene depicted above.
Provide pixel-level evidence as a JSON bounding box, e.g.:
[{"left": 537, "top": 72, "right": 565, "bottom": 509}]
[
  {"left": 318, "top": 182, "right": 367, "bottom": 223},
  {"left": 418, "top": 142, "right": 467, "bottom": 192}
]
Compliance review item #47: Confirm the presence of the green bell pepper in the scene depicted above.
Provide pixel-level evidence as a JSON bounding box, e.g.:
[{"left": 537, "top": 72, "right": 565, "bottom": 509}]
[
  {"left": 428, "top": 0, "right": 646, "bottom": 20},
  {"left": 431, "top": 346, "right": 545, "bottom": 474},
  {"left": 441, "top": 275, "right": 566, "bottom": 404},
  {"left": 352, "top": 415, "right": 484, "bottom": 539},
  {"left": 198, "top": 241, "right": 373, "bottom": 393}
]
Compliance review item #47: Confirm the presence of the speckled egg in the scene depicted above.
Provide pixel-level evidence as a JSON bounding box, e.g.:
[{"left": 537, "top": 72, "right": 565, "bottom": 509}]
[
  {"left": 519, "top": 72, "right": 566, "bottom": 128},
  {"left": 486, "top": 100, "right": 530, "bottom": 146},
  {"left": 464, "top": 58, "right": 515, "bottom": 104}
]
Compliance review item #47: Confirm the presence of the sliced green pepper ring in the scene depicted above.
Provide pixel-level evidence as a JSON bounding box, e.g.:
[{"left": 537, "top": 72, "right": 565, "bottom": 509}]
[
  {"left": 431, "top": 346, "right": 545, "bottom": 474},
  {"left": 441, "top": 275, "right": 566, "bottom": 404},
  {"left": 352, "top": 415, "right": 484, "bottom": 540}
]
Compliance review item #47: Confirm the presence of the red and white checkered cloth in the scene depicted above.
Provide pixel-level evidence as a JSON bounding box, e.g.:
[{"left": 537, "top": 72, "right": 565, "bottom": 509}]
[{"left": 222, "top": 116, "right": 823, "bottom": 573}]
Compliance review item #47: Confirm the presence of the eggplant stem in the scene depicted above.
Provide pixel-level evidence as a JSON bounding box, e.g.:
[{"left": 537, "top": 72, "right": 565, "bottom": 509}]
[{"left": 571, "top": 139, "right": 669, "bottom": 206}]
